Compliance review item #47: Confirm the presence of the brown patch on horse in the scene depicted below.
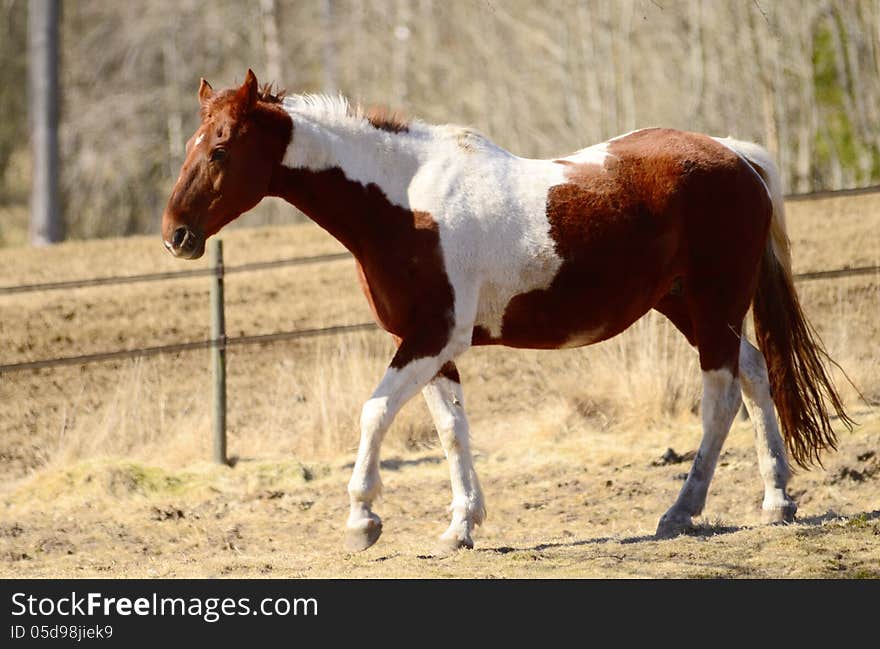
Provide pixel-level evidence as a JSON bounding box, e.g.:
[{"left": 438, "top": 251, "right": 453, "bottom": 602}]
[
  {"left": 653, "top": 293, "right": 696, "bottom": 345},
  {"left": 386, "top": 334, "right": 460, "bottom": 382},
  {"left": 492, "top": 128, "right": 770, "bottom": 371},
  {"left": 437, "top": 361, "right": 461, "bottom": 383},
  {"left": 361, "top": 105, "right": 409, "bottom": 134},
  {"left": 471, "top": 325, "right": 495, "bottom": 345},
  {"left": 270, "top": 166, "right": 453, "bottom": 367}
]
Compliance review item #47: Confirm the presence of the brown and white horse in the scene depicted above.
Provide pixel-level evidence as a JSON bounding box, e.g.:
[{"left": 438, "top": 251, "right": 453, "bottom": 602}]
[{"left": 161, "top": 70, "right": 852, "bottom": 552}]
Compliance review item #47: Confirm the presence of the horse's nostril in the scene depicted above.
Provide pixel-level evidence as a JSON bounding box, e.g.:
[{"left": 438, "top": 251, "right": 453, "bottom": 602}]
[{"left": 172, "top": 226, "right": 189, "bottom": 249}]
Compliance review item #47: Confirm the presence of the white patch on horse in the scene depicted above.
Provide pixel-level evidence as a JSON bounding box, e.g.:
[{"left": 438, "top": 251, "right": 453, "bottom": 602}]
[
  {"left": 279, "top": 94, "right": 573, "bottom": 340},
  {"left": 607, "top": 127, "right": 652, "bottom": 142},
  {"left": 281, "top": 94, "right": 419, "bottom": 209},
  {"left": 558, "top": 141, "right": 615, "bottom": 167},
  {"left": 417, "top": 155, "right": 569, "bottom": 338},
  {"left": 194, "top": 133, "right": 205, "bottom": 147}
]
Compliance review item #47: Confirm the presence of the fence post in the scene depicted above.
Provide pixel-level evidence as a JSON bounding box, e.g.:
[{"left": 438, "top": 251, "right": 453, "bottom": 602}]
[{"left": 210, "top": 239, "right": 227, "bottom": 465}]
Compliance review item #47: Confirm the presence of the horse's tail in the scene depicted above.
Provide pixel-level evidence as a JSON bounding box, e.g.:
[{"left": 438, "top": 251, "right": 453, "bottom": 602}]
[{"left": 719, "top": 137, "right": 854, "bottom": 468}]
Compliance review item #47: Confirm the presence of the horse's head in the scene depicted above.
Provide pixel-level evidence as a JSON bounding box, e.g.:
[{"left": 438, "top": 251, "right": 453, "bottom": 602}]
[{"left": 161, "top": 69, "right": 289, "bottom": 259}]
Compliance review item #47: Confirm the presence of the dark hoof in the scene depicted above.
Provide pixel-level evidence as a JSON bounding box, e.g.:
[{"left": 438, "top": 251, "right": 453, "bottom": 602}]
[
  {"left": 655, "top": 514, "right": 696, "bottom": 539},
  {"left": 344, "top": 519, "right": 382, "bottom": 552},
  {"left": 762, "top": 502, "right": 797, "bottom": 525},
  {"left": 432, "top": 536, "right": 474, "bottom": 557}
]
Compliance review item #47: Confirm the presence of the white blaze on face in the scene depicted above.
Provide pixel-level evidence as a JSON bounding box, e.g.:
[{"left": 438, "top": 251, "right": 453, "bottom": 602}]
[{"left": 194, "top": 133, "right": 206, "bottom": 147}]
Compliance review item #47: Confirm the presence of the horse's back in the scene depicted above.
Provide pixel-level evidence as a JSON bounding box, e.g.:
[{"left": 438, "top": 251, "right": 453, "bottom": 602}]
[{"left": 468, "top": 128, "right": 773, "bottom": 350}]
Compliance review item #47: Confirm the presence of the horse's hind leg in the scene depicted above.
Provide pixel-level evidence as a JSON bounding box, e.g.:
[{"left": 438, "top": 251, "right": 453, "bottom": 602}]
[
  {"left": 655, "top": 296, "right": 738, "bottom": 536},
  {"left": 739, "top": 338, "right": 797, "bottom": 523},
  {"left": 421, "top": 362, "right": 486, "bottom": 555},
  {"left": 656, "top": 365, "right": 742, "bottom": 537},
  {"left": 656, "top": 311, "right": 743, "bottom": 538}
]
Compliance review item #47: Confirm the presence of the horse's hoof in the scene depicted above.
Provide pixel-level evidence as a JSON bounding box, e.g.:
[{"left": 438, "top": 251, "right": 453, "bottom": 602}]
[
  {"left": 432, "top": 536, "right": 474, "bottom": 557},
  {"left": 762, "top": 502, "right": 797, "bottom": 525},
  {"left": 655, "top": 514, "right": 695, "bottom": 539},
  {"left": 344, "top": 519, "right": 383, "bottom": 552}
]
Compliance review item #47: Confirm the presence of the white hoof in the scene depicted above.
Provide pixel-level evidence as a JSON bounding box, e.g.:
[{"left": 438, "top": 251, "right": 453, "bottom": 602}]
[
  {"left": 433, "top": 535, "right": 474, "bottom": 557},
  {"left": 343, "top": 517, "right": 383, "bottom": 552},
  {"left": 761, "top": 501, "right": 797, "bottom": 525}
]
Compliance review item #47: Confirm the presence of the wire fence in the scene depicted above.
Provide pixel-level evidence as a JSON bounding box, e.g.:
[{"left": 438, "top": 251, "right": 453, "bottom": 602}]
[
  {"left": 1, "top": 183, "right": 879, "bottom": 375},
  {"left": 3, "top": 184, "right": 878, "bottom": 298},
  {"left": 2, "top": 260, "right": 876, "bottom": 375},
  {"left": 784, "top": 183, "right": 880, "bottom": 202},
  {"left": 0, "top": 251, "right": 352, "bottom": 295}
]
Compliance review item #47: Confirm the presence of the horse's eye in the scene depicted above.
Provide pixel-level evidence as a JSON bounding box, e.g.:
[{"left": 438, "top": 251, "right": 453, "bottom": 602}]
[{"left": 210, "top": 148, "right": 228, "bottom": 163}]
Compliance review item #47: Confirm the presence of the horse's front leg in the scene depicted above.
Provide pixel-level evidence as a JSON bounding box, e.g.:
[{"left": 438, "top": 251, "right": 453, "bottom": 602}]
[
  {"left": 344, "top": 332, "right": 471, "bottom": 552},
  {"left": 421, "top": 362, "right": 485, "bottom": 555}
]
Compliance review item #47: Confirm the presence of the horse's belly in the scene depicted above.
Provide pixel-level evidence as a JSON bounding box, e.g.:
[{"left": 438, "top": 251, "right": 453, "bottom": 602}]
[{"left": 473, "top": 259, "right": 677, "bottom": 350}]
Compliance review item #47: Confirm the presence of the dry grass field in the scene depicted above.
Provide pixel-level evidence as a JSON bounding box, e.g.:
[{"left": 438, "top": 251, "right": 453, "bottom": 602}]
[{"left": 0, "top": 193, "right": 878, "bottom": 578}]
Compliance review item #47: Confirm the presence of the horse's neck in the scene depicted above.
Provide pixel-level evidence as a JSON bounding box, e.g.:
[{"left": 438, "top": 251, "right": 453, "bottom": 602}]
[
  {"left": 284, "top": 100, "right": 424, "bottom": 193},
  {"left": 271, "top": 100, "right": 428, "bottom": 255}
]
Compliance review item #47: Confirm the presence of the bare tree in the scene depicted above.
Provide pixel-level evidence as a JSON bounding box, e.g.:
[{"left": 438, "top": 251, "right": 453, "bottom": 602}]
[
  {"left": 261, "top": 0, "right": 284, "bottom": 88},
  {"left": 2, "top": 0, "right": 879, "bottom": 243},
  {"left": 391, "top": 0, "right": 412, "bottom": 107},
  {"left": 321, "top": 0, "right": 337, "bottom": 93},
  {"left": 794, "top": 7, "right": 819, "bottom": 192}
]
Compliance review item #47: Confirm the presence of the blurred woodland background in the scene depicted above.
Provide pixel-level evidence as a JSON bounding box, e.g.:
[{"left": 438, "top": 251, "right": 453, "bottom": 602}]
[{"left": 1, "top": 0, "right": 879, "bottom": 245}]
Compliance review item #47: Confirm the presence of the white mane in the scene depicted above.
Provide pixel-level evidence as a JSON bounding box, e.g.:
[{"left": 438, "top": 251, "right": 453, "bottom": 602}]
[{"left": 282, "top": 93, "right": 353, "bottom": 126}]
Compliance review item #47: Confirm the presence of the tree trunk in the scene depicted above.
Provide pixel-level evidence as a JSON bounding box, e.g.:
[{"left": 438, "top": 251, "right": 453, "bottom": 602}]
[
  {"left": 260, "top": 0, "right": 284, "bottom": 87},
  {"left": 598, "top": 0, "right": 617, "bottom": 134},
  {"left": 321, "top": 0, "right": 337, "bottom": 93},
  {"left": 559, "top": 13, "right": 582, "bottom": 134},
  {"left": 162, "top": 32, "right": 183, "bottom": 180},
  {"left": 392, "top": 0, "right": 411, "bottom": 107},
  {"left": 616, "top": 0, "right": 636, "bottom": 132},
  {"left": 576, "top": 1, "right": 603, "bottom": 143},
  {"left": 795, "top": 7, "right": 817, "bottom": 192},
  {"left": 687, "top": 0, "right": 705, "bottom": 121},
  {"left": 747, "top": 3, "right": 779, "bottom": 161},
  {"left": 28, "top": 0, "right": 62, "bottom": 245}
]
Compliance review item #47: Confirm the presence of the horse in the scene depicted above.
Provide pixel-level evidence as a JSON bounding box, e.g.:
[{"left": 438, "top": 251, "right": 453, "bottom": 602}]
[{"left": 161, "top": 70, "right": 852, "bottom": 553}]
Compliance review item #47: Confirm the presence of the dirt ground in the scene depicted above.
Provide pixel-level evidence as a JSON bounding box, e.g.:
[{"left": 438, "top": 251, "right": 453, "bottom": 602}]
[
  {"left": 1, "top": 411, "right": 878, "bottom": 578},
  {"left": 0, "top": 193, "right": 878, "bottom": 578}
]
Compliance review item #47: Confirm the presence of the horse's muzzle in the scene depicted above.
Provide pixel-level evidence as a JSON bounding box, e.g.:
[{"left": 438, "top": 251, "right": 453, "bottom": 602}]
[{"left": 164, "top": 226, "right": 205, "bottom": 260}]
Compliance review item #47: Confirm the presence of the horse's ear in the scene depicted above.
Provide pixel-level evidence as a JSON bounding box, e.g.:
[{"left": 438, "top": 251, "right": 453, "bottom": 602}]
[
  {"left": 198, "top": 78, "right": 213, "bottom": 108},
  {"left": 236, "top": 69, "right": 258, "bottom": 114}
]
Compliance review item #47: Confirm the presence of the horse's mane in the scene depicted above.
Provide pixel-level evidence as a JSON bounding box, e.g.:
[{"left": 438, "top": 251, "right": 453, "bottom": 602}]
[
  {"left": 360, "top": 104, "right": 409, "bottom": 134},
  {"left": 283, "top": 93, "right": 410, "bottom": 134},
  {"left": 258, "top": 83, "right": 285, "bottom": 104},
  {"left": 202, "top": 81, "right": 408, "bottom": 135}
]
